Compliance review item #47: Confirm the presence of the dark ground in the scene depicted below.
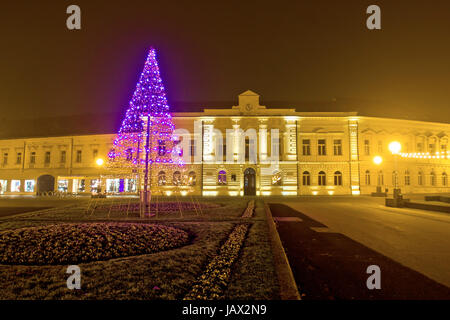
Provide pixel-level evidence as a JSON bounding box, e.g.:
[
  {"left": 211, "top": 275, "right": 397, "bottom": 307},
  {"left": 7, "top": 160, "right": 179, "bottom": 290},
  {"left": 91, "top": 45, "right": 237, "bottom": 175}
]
[
  {"left": 269, "top": 203, "right": 450, "bottom": 300},
  {"left": 0, "top": 207, "right": 51, "bottom": 218}
]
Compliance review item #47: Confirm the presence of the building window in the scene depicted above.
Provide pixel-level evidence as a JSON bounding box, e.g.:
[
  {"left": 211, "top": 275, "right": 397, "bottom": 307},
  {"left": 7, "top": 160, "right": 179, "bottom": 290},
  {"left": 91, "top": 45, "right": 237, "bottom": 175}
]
[
  {"left": 302, "top": 171, "right": 310, "bottom": 186},
  {"left": 392, "top": 171, "right": 398, "bottom": 187},
  {"left": 333, "top": 140, "right": 342, "bottom": 156},
  {"left": 318, "top": 139, "right": 326, "bottom": 156},
  {"left": 60, "top": 150, "right": 66, "bottom": 163},
  {"left": 364, "top": 140, "right": 370, "bottom": 156},
  {"left": 302, "top": 139, "right": 311, "bottom": 156},
  {"left": 44, "top": 151, "right": 51, "bottom": 164},
  {"left": 377, "top": 171, "right": 384, "bottom": 185},
  {"left": 272, "top": 170, "right": 282, "bottom": 186},
  {"left": 334, "top": 171, "right": 342, "bottom": 186},
  {"left": 429, "top": 144, "right": 436, "bottom": 154},
  {"left": 30, "top": 152, "right": 36, "bottom": 164},
  {"left": 188, "top": 171, "right": 196, "bottom": 186},
  {"left": 93, "top": 149, "right": 98, "bottom": 159},
  {"left": 11, "top": 180, "right": 21, "bottom": 192},
  {"left": 430, "top": 171, "right": 436, "bottom": 186},
  {"left": 418, "top": 171, "right": 424, "bottom": 186},
  {"left": 173, "top": 171, "right": 182, "bottom": 185},
  {"left": 3, "top": 153, "right": 8, "bottom": 165},
  {"left": 190, "top": 139, "right": 196, "bottom": 158},
  {"left": 16, "top": 152, "right": 22, "bottom": 164},
  {"left": 24, "top": 180, "right": 35, "bottom": 192},
  {"left": 218, "top": 170, "right": 227, "bottom": 185},
  {"left": 405, "top": 170, "right": 410, "bottom": 186},
  {"left": 378, "top": 141, "right": 383, "bottom": 153},
  {"left": 443, "top": 172, "right": 448, "bottom": 186},
  {"left": 365, "top": 170, "right": 371, "bottom": 185},
  {"left": 231, "top": 174, "right": 237, "bottom": 182},
  {"left": 125, "top": 148, "right": 133, "bottom": 161},
  {"left": 158, "top": 140, "right": 166, "bottom": 156},
  {"left": 158, "top": 171, "right": 166, "bottom": 186},
  {"left": 271, "top": 136, "right": 282, "bottom": 158},
  {"left": 318, "top": 171, "right": 326, "bottom": 186},
  {"left": 417, "top": 143, "right": 423, "bottom": 152},
  {"left": 441, "top": 144, "right": 447, "bottom": 154},
  {"left": 76, "top": 150, "right": 82, "bottom": 163}
]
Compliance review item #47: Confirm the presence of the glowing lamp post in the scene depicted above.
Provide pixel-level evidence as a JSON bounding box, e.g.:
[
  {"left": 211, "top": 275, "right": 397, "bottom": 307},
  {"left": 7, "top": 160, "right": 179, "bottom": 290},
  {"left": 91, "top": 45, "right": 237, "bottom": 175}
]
[
  {"left": 388, "top": 141, "right": 402, "bottom": 200},
  {"left": 373, "top": 156, "right": 383, "bottom": 193}
]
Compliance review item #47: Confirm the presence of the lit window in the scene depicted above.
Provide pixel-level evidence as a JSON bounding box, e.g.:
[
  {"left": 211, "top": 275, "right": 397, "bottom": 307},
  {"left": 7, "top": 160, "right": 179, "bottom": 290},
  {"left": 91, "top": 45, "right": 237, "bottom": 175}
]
[
  {"left": 44, "top": 151, "right": 51, "bottom": 164},
  {"left": 58, "top": 179, "right": 68, "bottom": 192},
  {"left": 302, "top": 140, "right": 311, "bottom": 156},
  {"left": 405, "top": 170, "right": 410, "bottom": 185},
  {"left": 334, "top": 171, "right": 342, "bottom": 186},
  {"left": 158, "top": 171, "right": 166, "bottom": 186},
  {"left": 25, "top": 180, "right": 35, "bottom": 192},
  {"left": 272, "top": 170, "right": 282, "bottom": 186},
  {"left": 218, "top": 170, "right": 227, "bottom": 185},
  {"left": 318, "top": 171, "right": 326, "bottom": 186},
  {"left": 333, "top": 140, "right": 342, "bottom": 156},
  {"left": 418, "top": 171, "right": 423, "bottom": 186},
  {"left": 364, "top": 140, "right": 370, "bottom": 156},
  {"left": 158, "top": 140, "right": 166, "bottom": 156},
  {"left": 430, "top": 171, "right": 436, "bottom": 186},
  {"left": 188, "top": 171, "right": 196, "bottom": 186},
  {"left": 173, "top": 171, "right": 182, "bottom": 185},
  {"left": 365, "top": 170, "right": 371, "bottom": 185},
  {"left": 60, "top": 150, "right": 66, "bottom": 163},
  {"left": 378, "top": 171, "right": 384, "bottom": 185},
  {"left": 11, "top": 180, "right": 21, "bottom": 192},
  {"left": 302, "top": 171, "right": 310, "bottom": 186},
  {"left": 318, "top": 139, "right": 326, "bottom": 156}
]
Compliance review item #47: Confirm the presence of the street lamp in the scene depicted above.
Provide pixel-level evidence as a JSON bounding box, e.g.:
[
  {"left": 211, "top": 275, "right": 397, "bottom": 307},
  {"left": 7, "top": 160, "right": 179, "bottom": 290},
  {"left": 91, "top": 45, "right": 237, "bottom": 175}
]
[
  {"left": 95, "top": 158, "right": 104, "bottom": 166},
  {"left": 388, "top": 141, "right": 402, "bottom": 201},
  {"left": 373, "top": 156, "right": 383, "bottom": 194}
]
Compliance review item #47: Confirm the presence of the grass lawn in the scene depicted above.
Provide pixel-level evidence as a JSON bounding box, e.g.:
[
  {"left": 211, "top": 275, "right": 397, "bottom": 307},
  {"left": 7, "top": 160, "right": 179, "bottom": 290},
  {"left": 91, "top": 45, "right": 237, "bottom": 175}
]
[{"left": 0, "top": 197, "right": 280, "bottom": 300}]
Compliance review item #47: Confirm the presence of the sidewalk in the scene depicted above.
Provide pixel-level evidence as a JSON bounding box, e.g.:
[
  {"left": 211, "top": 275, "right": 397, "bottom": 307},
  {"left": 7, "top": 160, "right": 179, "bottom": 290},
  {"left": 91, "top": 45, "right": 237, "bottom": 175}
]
[{"left": 269, "top": 203, "right": 450, "bottom": 299}]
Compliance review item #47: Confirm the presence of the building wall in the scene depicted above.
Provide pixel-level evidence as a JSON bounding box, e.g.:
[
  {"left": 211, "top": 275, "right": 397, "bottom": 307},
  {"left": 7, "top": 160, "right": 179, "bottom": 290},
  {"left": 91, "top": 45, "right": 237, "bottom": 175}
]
[{"left": 1, "top": 91, "right": 449, "bottom": 196}]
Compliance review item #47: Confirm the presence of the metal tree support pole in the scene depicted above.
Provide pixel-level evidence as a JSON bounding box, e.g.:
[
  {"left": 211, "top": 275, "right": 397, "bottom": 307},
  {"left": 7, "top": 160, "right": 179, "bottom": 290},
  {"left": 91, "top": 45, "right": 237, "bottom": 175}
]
[{"left": 143, "top": 116, "right": 151, "bottom": 217}]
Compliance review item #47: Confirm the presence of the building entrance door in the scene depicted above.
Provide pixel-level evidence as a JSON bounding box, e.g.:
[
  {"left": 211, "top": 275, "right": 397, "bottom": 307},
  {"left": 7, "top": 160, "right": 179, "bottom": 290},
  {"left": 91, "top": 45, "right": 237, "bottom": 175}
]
[
  {"left": 37, "top": 175, "right": 55, "bottom": 194},
  {"left": 244, "top": 168, "right": 256, "bottom": 196}
]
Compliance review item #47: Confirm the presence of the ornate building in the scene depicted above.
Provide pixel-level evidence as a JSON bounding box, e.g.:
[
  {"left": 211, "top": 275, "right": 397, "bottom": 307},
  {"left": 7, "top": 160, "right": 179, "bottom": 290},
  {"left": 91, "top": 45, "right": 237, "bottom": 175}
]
[{"left": 1, "top": 90, "right": 449, "bottom": 196}]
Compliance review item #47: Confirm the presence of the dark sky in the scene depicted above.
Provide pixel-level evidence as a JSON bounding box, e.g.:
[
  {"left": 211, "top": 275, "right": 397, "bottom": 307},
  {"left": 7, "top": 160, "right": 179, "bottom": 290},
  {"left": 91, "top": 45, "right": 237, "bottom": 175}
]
[{"left": 1, "top": 0, "right": 450, "bottom": 138}]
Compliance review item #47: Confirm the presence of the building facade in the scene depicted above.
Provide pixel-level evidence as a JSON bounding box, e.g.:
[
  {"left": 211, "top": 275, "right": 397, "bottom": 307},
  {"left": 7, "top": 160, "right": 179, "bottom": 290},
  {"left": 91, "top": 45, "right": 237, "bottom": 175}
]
[{"left": 1, "top": 91, "right": 449, "bottom": 196}]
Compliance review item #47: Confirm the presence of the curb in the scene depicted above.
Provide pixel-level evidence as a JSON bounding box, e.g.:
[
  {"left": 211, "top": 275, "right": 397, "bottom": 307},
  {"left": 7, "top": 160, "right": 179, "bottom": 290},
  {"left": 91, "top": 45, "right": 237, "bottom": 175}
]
[{"left": 264, "top": 201, "right": 301, "bottom": 300}]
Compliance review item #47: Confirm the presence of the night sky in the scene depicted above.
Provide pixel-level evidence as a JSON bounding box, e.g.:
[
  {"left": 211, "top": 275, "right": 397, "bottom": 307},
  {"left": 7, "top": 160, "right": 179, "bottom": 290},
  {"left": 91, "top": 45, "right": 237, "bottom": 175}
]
[{"left": 1, "top": 0, "right": 449, "bottom": 138}]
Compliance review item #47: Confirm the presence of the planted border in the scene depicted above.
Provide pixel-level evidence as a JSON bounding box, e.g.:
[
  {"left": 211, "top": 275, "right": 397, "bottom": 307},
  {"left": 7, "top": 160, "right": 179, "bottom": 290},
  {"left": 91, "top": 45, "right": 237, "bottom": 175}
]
[{"left": 0, "top": 222, "right": 190, "bottom": 265}]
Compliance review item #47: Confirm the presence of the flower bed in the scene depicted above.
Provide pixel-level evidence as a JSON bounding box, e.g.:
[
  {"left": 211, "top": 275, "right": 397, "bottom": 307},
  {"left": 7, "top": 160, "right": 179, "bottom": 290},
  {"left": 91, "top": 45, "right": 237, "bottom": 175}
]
[
  {"left": 0, "top": 223, "right": 190, "bottom": 265},
  {"left": 184, "top": 223, "right": 249, "bottom": 300},
  {"left": 96, "top": 201, "right": 221, "bottom": 213},
  {"left": 241, "top": 200, "right": 255, "bottom": 218}
]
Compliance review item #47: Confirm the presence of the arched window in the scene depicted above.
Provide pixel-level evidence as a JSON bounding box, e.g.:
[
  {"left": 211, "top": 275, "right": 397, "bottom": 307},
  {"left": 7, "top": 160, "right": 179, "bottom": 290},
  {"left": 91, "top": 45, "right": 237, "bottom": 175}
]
[
  {"left": 272, "top": 170, "right": 282, "bottom": 186},
  {"left": 443, "top": 172, "right": 448, "bottom": 186},
  {"left": 365, "top": 170, "right": 371, "bottom": 185},
  {"left": 430, "top": 171, "right": 436, "bottom": 186},
  {"left": 173, "top": 171, "right": 181, "bottom": 185},
  {"left": 302, "top": 171, "right": 310, "bottom": 186},
  {"left": 158, "top": 171, "right": 166, "bottom": 186},
  {"left": 377, "top": 170, "right": 384, "bottom": 186},
  {"left": 188, "top": 171, "right": 196, "bottom": 186},
  {"left": 334, "top": 171, "right": 342, "bottom": 186},
  {"left": 418, "top": 171, "right": 424, "bottom": 186},
  {"left": 318, "top": 171, "right": 326, "bottom": 186},
  {"left": 405, "top": 170, "right": 410, "bottom": 185},
  {"left": 218, "top": 170, "right": 227, "bottom": 185}
]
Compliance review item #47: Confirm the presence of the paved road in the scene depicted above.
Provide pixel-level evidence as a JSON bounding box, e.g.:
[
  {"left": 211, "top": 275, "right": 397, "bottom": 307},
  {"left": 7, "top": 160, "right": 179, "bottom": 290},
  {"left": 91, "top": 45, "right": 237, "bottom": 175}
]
[{"left": 280, "top": 196, "right": 450, "bottom": 288}]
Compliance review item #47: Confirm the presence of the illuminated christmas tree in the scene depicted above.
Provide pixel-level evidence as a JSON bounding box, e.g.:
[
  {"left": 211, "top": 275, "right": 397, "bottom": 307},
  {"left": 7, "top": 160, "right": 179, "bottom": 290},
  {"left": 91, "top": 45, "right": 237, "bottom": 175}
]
[{"left": 108, "top": 47, "right": 183, "bottom": 213}]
